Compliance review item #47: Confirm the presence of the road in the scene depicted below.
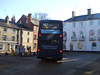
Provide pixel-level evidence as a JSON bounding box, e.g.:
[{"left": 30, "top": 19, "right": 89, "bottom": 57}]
[{"left": 0, "top": 52, "right": 100, "bottom": 75}]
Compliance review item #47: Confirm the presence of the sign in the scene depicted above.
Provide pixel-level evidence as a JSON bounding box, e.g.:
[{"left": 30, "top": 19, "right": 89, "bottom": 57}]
[{"left": 42, "top": 45, "right": 58, "bottom": 49}]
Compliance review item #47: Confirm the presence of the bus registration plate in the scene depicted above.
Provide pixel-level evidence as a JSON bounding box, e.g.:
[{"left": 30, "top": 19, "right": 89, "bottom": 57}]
[{"left": 46, "top": 57, "right": 53, "bottom": 59}]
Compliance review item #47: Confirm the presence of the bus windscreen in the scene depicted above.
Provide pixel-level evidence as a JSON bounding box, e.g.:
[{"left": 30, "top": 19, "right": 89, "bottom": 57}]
[
  {"left": 42, "top": 23, "right": 59, "bottom": 29},
  {"left": 41, "top": 23, "right": 60, "bottom": 34}
]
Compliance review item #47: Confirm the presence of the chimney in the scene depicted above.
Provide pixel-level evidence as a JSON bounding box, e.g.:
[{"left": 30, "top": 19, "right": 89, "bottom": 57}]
[
  {"left": 11, "top": 15, "right": 16, "bottom": 23},
  {"left": 28, "top": 13, "right": 32, "bottom": 23},
  {"left": 87, "top": 8, "right": 92, "bottom": 15},
  {"left": 5, "top": 16, "right": 9, "bottom": 24},
  {"left": 72, "top": 11, "right": 76, "bottom": 18}
]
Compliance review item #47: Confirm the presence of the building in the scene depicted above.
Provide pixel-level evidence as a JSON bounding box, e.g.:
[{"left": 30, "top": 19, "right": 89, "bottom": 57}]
[
  {"left": 15, "top": 23, "right": 33, "bottom": 52},
  {"left": 0, "top": 16, "right": 19, "bottom": 53},
  {"left": 17, "top": 13, "right": 39, "bottom": 52},
  {"left": 63, "top": 8, "right": 100, "bottom": 51}
]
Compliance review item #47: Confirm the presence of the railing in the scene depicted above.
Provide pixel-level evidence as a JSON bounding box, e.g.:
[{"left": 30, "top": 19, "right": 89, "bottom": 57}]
[
  {"left": 79, "top": 37, "right": 85, "bottom": 41},
  {"left": 71, "top": 36, "right": 77, "bottom": 41},
  {"left": 63, "top": 37, "right": 67, "bottom": 40},
  {"left": 89, "top": 38, "right": 95, "bottom": 41}
]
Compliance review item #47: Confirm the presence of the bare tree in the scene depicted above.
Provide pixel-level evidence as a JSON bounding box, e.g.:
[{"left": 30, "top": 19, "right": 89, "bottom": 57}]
[
  {"left": 33, "top": 12, "right": 38, "bottom": 19},
  {"left": 33, "top": 12, "right": 50, "bottom": 20}
]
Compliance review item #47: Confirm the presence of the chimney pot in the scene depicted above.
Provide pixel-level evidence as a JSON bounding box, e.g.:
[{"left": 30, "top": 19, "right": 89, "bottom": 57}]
[
  {"left": 28, "top": 13, "right": 32, "bottom": 23},
  {"left": 87, "top": 8, "right": 92, "bottom": 15},
  {"left": 5, "top": 16, "right": 9, "bottom": 24},
  {"left": 11, "top": 15, "right": 16, "bottom": 23},
  {"left": 72, "top": 11, "right": 76, "bottom": 18}
]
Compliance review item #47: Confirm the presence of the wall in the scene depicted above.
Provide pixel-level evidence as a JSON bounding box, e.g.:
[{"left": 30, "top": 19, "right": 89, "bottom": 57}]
[{"left": 63, "top": 19, "right": 100, "bottom": 51}]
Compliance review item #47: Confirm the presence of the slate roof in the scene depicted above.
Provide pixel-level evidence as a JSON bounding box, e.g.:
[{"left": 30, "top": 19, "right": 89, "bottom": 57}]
[
  {"left": 0, "top": 18, "right": 32, "bottom": 31},
  {"left": 0, "top": 19, "right": 19, "bottom": 29},
  {"left": 64, "top": 13, "right": 100, "bottom": 22},
  {"left": 24, "top": 15, "right": 39, "bottom": 26},
  {"left": 14, "top": 23, "right": 32, "bottom": 31}
]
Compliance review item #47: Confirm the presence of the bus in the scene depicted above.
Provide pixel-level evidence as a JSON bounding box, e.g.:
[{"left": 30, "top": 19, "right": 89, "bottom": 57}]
[{"left": 37, "top": 20, "right": 63, "bottom": 60}]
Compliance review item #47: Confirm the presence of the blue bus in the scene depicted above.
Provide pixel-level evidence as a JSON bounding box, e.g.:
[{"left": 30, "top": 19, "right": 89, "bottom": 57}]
[{"left": 37, "top": 20, "right": 63, "bottom": 60}]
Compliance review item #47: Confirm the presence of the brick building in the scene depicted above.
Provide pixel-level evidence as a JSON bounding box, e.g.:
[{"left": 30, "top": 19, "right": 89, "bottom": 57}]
[{"left": 17, "top": 13, "right": 39, "bottom": 52}]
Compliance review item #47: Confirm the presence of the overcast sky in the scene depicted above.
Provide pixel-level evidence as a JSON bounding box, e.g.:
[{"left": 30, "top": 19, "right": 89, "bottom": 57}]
[{"left": 0, "top": 0, "right": 100, "bottom": 21}]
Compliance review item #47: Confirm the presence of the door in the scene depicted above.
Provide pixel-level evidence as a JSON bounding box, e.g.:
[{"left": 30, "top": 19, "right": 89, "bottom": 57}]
[
  {"left": 70, "top": 43, "right": 73, "bottom": 52},
  {"left": 92, "top": 42, "right": 97, "bottom": 51}
]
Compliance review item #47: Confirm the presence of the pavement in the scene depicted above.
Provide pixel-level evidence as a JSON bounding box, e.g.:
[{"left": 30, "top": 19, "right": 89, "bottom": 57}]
[{"left": 0, "top": 52, "right": 100, "bottom": 75}]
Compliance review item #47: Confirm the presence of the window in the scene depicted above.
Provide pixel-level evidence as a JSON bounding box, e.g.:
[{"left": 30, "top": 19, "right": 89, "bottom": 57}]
[
  {"left": 71, "top": 31, "right": 77, "bottom": 40},
  {"left": 3, "top": 35, "right": 6, "bottom": 41},
  {"left": 27, "top": 32, "right": 29, "bottom": 35},
  {"left": 98, "top": 20, "right": 100, "bottom": 26},
  {"left": 4, "top": 28, "right": 7, "bottom": 32},
  {"left": 34, "top": 35, "right": 36, "bottom": 39},
  {"left": 26, "top": 20, "right": 28, "bottom": 23},
  {"left": 12, "top": 36, "right": 15, "bottom": 41},
  {"left": 92, "top": 42, "right": 96, "bottom": 47},
  {"left": 72, "top": 23, "right": 75, "bottom": 27},
  {"left": 80, "top": 31, "right": 84, "bottom": 38},
  {"left": 72, "top": 31, "right": 76, "bottom": 37},
  {"left": 34, "top": 26, "right": 37, "bottom": 31},
  {"left": 0, "top": 44, "right": 3, "bottom": 51},
  {"left": 98, "top": 30, "right": 100, "bottom": 40},
  {"left": 20, "top": 21, "right": 21, "bottom": 24},
  {"left": 90, "top": 20, "right": 93, "bottom": 26},
  {"left": 34, "top": 43, "right": 36, "bottom": 48},
  {"left": 0, "top": 31, "right": 1, "bottom": 35},
  {"left": 27, "top": 38, "right": 29, "bottom": 43},
  {"left": 63, "top": 24, "right": 66, "bottom": 29},
  {"left": 63, "top": 41, "right": 66, "bottom": 50},
  {"left": 89, "top": 30, "right": 95, "bottom": 40},
  {"left": 78, "top": 43, "right": 82, "bottom": 50},
  {"left": 79, "top": 22, "right": 83, "bottom": 27},
  {"left": 13, "top": 29, "right": 15, "bottom": 33},
  {"left": 63, "top": 32, "right": 67, "bottom": 37}
]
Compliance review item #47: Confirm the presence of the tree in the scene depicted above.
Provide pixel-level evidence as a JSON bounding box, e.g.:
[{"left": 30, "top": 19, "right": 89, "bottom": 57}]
[{"left": 33, "top": 12, "right": 50, "bottom": 20}]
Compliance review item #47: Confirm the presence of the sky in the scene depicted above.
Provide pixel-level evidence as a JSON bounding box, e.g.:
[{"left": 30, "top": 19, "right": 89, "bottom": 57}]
[{"left": 0, "top": 0, "right": 100, "bottom": 22}]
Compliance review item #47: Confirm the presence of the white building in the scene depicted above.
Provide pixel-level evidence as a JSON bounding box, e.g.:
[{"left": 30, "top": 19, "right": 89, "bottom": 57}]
[{"left": 63, "top": 9, "right": 100, "bottom": 51}]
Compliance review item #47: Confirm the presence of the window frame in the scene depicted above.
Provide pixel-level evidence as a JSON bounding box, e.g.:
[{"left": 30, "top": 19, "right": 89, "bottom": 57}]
[
  {"left": 12, "top": 36, "right": 15, "bottom": 41},
  {"left": 0, "top": 44, "right": 3, "bottom": 51},
  {"left": 13, "top": 29, "right": 15, "bottom": 34},
  {"left": 34, "top": 26, "right": 37, "bottom": 31},
  {"left": 3, "top": 35, "right": 7, "bottom": 41},
  {"left": 27, "top": 38, "right": 29, "bottom": 43},
  {"left": 4, "top": 28, "right": 7, "bottom": 32}
]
